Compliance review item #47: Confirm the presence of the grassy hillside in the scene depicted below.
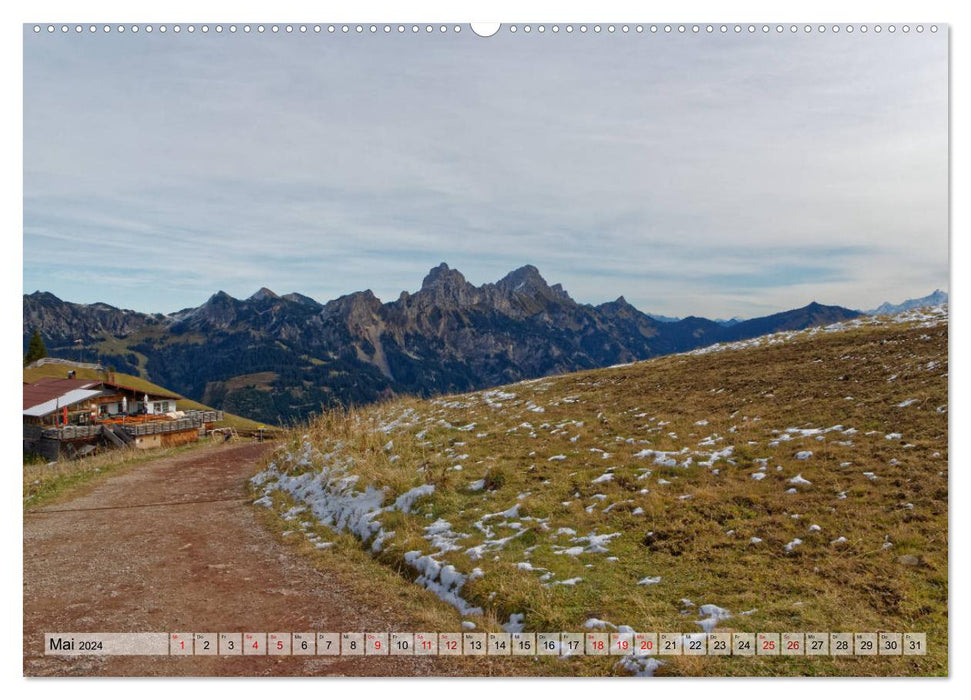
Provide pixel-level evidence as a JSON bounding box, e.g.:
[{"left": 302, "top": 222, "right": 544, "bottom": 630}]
[
  {"left": 252, "top": 308, "right": 948, "bottom": 676},
  {"left": 23, "top": 363, "right": 268, "bottom": 432}
]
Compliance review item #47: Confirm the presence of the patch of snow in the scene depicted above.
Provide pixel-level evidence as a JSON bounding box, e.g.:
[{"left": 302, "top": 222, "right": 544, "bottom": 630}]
[
  {"left": 502, "top": 613, "right": 525, "bottom": 633},
  {"left": 616, "top": 656, "right": 664, "bottom": 677},
  {"left": 583, "top": 618, "right": 616, "bottom": 630},
  {"left": 695, "top": 604, "right": 732, "bottom": 633},
  {"left": 394, "top": 484, "right": 436, "bottom": 513},
  {"left": 403, "top": 550, "right": 483, "bottom": 616}
]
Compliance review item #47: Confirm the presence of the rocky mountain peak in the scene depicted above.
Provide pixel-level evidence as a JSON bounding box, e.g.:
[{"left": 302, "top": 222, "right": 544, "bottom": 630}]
[
  {"left": 182, "top": 290, "right": 240, "bottom": 329},
  {"left": 497, "top": 264, "right": 549, "bottom": 294},
  {"left": 414, "top": 263, "right": 478, "bottom": 310},
  {"left": 323, "top": 289, "right": 381, "bottom": 316},
  {"left": 207, "top": 290, "right": 236, "bottom": 304},
  {"left": 549, "top": 283, "right": 572, "bottom": 302},
  {"left": 281, "top": 292, "right": 322, "bottom": 309},
  {"left": 421, "top": 263, "right": 469, "bottom": 291},
  {"left": 249, "top": 287, "right": 279, "bottom": 302}
]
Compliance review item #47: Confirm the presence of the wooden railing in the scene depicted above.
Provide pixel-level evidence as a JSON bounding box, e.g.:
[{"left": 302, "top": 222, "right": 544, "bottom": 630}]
[
  {"left": 39, "top": 425, "right": 103, "bottom": 440},
  {"left": 36, "top": 410, "right": 223, "bottom": 440}
]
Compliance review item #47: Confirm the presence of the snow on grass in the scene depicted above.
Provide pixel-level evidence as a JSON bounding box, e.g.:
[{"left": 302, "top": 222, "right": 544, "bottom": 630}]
[
  {"left": 584, "top": 618, "right": 616, "bottom": 630},
  {"left": 394, "top": 484, "right": 436, "bottom": 512},
  {"left": 481, "top": 389, "right": 516, "bottom": 408},
  {"left": 616, "top": 656, "right": 664, "bottom": 677},
  {"left": 550, "top": 577, "right": 584, "bottom": 587},
  {"left": 697, "top": 445, "right": 733, "bottom": 468},
  {"left": 566, "top": 531, "right": 623, "bottom": 554},
  {"left": 502, "top": 613, "right": 525, "bottom": 633},
  {"left": 633, "top": 448, "right": 685, "bottom": 468},
  {"left": 465, "top": 529, "right": 531, "bottom": 561},
  {"left": 516, "top": 561, "right": 547, "bottom": 572},
  {"left": 603, "top": 500, "right": 633, "bottom": 513},
  {"left": 695, "top": 604, "right": 732, "bottom": 633},
  {"left": 254, "top": 443, "right": 484, "bottom": 617},
  {"left": 424, "top": 519, "right": 467, "bottom": 553},
  {"left": 377, "top": 408, "right": 418, "bottom": 434},
  {"left": 404, "top": 550, "right": 483, "bottom": 616},
  {"left": 251, "top": 304, "right": 945, "bottom": 671}
]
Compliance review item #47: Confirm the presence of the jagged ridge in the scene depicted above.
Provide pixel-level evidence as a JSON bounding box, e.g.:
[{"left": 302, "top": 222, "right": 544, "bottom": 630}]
[{"left": 23, "top": 264, "right": 862, "bottom": 424}]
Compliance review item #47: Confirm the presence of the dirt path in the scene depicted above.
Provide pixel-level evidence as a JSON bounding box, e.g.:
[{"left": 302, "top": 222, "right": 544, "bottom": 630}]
[{"left": 23, "top": 442, "right": 479, "bottom": 677}]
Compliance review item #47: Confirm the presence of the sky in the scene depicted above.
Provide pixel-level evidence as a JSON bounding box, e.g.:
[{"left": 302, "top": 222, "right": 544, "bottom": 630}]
[{"left": 23, "top": 24, "right": 949, "bottom": 318}]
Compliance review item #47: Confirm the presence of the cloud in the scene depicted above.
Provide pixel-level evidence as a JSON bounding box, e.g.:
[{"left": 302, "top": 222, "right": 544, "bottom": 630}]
[{"left": 23, "top": 28, "right": 948, "bottom": 317}]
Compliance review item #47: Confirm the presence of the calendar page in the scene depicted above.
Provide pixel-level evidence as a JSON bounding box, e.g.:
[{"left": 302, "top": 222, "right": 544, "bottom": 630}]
[{"left": 22, "top": 18, "right": 948, "bottom": 679}]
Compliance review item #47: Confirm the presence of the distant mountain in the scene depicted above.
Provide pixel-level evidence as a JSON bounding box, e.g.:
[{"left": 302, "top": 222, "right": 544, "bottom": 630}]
[
  {"left": 22, "top": 291, "right": 164, "bottom": 344},
  {"left": 865, "top": 290, "right": 948, "bottom": 316},
  {"left": 650, "top": 313, "right": 744, "bottom": 326},
  {"left": 23, "top": 264, "right": 861, "bottom": 424},
  {"left": 646, "top": 313, "right": 682, "bottom": 323}
]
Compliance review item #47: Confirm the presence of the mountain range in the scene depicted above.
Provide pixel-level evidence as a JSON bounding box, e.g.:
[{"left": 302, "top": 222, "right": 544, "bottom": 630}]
[
  {"left": 864, "top": 289, "right": 948, "bottom": 316},
  {"left": 24, "top": 263, "right": 866, "bottom": 424}
]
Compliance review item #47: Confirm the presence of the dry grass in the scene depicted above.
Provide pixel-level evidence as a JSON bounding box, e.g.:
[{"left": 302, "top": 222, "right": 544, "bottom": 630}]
[{"left": 254, "top": 312, "right": 948, "bottom": 676}]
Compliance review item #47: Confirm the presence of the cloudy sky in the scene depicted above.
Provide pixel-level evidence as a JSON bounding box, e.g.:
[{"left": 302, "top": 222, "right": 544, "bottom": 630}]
[{"left": 23, "top": 25, "right": 948, "bottom": 318}]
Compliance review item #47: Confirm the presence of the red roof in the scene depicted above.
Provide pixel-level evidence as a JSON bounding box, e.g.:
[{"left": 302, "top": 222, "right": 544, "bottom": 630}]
[
  {"left": 23, "top": 377, "right": 181, "bottom": 410},
  {"left": 22, "top": 378, "right": 101, "bottom": 411}
]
